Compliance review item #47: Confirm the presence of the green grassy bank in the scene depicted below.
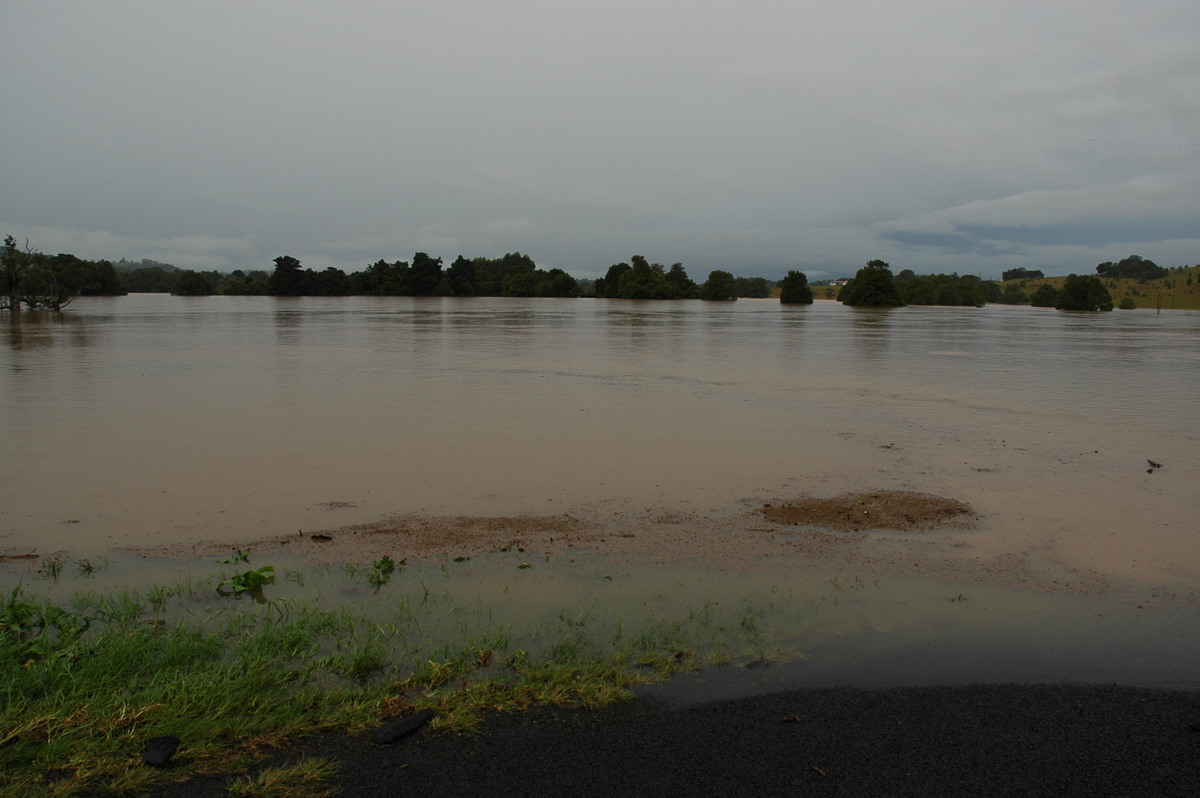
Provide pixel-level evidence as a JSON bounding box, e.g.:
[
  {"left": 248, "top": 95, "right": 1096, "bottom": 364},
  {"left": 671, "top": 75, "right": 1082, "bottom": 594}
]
[
  {"left": 0, "top": 558, "right": 791, "bottom": 796},
  {"left": 1010, "top": 265, "right": 1200, "bottom": 310}
]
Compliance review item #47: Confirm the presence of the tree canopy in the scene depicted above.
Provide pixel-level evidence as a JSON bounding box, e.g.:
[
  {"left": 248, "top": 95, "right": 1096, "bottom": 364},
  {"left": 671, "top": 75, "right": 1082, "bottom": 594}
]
[
  {"left": 778, "top": 271, "right": 813, "bottom": 304},
  {"left": 1002, "top": 267, "right": 1044, "bottom": 281},
  {"left": 734, "top": 276, "right": 772, "bottom": 298},
  {"left": 1029, "top": 283, "right": 1059, "bottom": 307},
  {"left": 898, "top": 273, "right": 986, "bottom": 307},
  {"left": 256, "top": 251, "right": 579, "bottom": 298},
  {"left": 838, "top": 260, "right": 904, "bottom": 307},
  {"left": 8, "top": 239, "right": 1161, "bottom": 315},
  {"left": 595, "top": 256, "right": 697, "bottom": 299},
  {"left": 1056, "top": 274, "right": 1114, "bottom": 311},
  {"left": 699, "top": 270, "right": 738, "bottom": 301},
  {"left": 998, "top": 283, "right": 1029, "bottom": 305},
  {"left": 1096, "top": 255, "right": 1166, "bottom": 281},
  {"left": 267, "top": 256, "right": 306, "bottom": 296},
  {"left": 2, "top": 236, "right": 125, "bottom": 310}
]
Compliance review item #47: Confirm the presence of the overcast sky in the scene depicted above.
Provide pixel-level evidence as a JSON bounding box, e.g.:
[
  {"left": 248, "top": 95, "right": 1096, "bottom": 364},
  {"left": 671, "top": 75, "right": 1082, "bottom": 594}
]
[{"left": 5, "top": 1, "right": 1197, "bottom": 281}]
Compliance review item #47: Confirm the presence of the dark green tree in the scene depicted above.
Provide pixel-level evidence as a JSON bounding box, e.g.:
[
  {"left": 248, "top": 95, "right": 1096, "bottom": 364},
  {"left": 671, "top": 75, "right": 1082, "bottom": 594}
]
[
  {"left": 307, "top": 267, "right": 352, "bottom": 296},
  {"left": 958, "top": 275, "right": 987, "bottom": 306},
  {"left": 1029, "top": 283, "right": 1060, "bottom": 307},
  {"left": 2, "top": 235, "right": 34, "bottom": 310},
  {"left": 500, "top": 270, "right": 535, "bottom": 297},
  {"left": 1056, "top": 274, "right": 1113, "bottom": 311},
  {"left": 445, "top": 256, "right": 476, "bottom": 296},
  {"left": 470, "top": 256, "right": 505, "bottom": 296},
  {"left": 616, "top": 256, "right": 672, "bottom": 299},
  {"left": 534, "top": 268, "right": 579, "bottom": 297},
  {"left": 596, "top": 261, "right": 632, "bottom": 298},
  {"left": 664, "top": 263, "right": 696, "bottom": 298},
  {"left": 998, "top": 283, "right": 1029, "bottom": 305},
  {"left": 220, "top": 270, "right": 269, "bottom": 295},
  {"left": 408, "top": 252, "right": 444, "bottom": 296},
  {"left": 839, "top": 260, "right": 904, "bottom": 307},
  {"left": 1096, "top": 255, "right": 1166, "bottom": 281},
  {"left": 173, "top": 270, "right": 213, "bottom": 295},
  {"left": 734, "top": 276, "right": 771, "bottom": 298},
  {"left": 900, "top": 275, "right": 938, "bottom": 305},
  {"left": 699, "top": 270, "right": 738, "bottom": 301},
  {"left": 76, "top": 259, "right": 125, "bottom": 296},
  {"left": 267, "top": 255, "right": 306, "bottom": 296},
  {"left": 980, "top": 279, "right": 1002, "bottom": 304},
  {"left": 1002, "top": 267, "right": 1044, "bottom": 280},
  {"left": 122, "top": 266, "right": 178, "bottom": 293},
  {"left": 778, "top": 270, "right": 813, "bottom": 304},
  {"left": 352, "top": 259, "right": 405, "bottom": 295},
  {"left": 5, "top": 243, "right": 93, "bottom": 310}
]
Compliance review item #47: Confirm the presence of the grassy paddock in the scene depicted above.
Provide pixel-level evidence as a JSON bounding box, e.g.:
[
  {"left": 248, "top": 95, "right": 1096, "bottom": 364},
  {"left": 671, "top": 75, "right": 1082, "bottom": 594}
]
[
  {"left": 1004, "top": 266, "right": 1200, "bottom": 310},
  {"left": 0, "top": 564, "right": 797, "bottom": 796}
]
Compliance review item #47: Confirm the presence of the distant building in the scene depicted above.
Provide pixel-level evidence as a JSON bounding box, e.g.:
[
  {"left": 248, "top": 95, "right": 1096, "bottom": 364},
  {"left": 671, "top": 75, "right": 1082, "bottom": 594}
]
[{"left": 830, "top": 277, "right": 850, "bottom": 286}]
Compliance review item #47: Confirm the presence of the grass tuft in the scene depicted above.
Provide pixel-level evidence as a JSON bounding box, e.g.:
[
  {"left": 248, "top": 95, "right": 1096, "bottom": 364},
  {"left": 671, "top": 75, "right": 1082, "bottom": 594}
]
[{"left": 225, "top": 756, "right": 340, "bottom": 797}]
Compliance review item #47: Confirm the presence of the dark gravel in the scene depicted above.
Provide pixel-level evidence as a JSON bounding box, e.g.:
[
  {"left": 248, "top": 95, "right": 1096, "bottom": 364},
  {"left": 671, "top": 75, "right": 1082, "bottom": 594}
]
[{"left": 159, "top": 683, "right": 1200, "bottom": 797}]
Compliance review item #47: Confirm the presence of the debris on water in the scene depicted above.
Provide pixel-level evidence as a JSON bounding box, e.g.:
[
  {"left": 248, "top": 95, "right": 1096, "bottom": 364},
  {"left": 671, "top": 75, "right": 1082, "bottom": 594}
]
[{"left": 761, "top": 491, "right": 977, "bottom": 532}]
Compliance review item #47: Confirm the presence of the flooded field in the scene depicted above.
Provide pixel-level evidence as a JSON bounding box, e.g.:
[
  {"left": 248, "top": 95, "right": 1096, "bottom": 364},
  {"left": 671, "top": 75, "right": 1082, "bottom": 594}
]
[{"left": 3, "top": 295, "right": 1198, "bottom": 688}]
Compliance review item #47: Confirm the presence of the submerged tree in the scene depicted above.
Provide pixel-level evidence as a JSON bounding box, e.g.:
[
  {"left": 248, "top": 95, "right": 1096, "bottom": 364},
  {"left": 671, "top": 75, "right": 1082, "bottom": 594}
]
[
  {"left": 267, "top": 255, "right": 306, "bottom": 296},
  {"left": 838, "top": 260, "right": 904, "bottom": 307},
  {"left": 778, "top": 270, "right": 814, "bottom": 304},
  {"left": 596, "top": 257, "right": 694, "bottom": 299},
  {"left": 898, "top": 273, "right": 986, "bottom": 307},
  {"left": 664, "top": 263, "right": 696, "bottom": 298},
  {"left": 2, "top": 235, "right": 32, "bottom": 310},
  {"left": 735, "top": 276, "right": 772, "bottom": 298},
  {"left": 1056, "top": 274, "right": 1114, "bottom": 311},
  {"left": 616, "top": 255, "right": 672, "bottom": 299},
  {"left": 1, "top": 236, "right": 110, "bottom": 310},
  {"left": 173, "top": 270, "right": 214, "bottom": 296},
  {"left": 1029, "top": 283, "right": 1060, "bottom": 307},
  {"left": 998, "top": 283, "right": 1029, "bottom": 305},
  {"left": 699, "top": 269, "right": 738, "bottom": 301}
]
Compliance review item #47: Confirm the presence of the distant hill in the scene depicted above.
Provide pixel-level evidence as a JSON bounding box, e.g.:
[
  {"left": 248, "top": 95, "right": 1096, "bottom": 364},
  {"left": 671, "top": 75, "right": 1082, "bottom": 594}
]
[
  {"left": 1005, "top": 265, "right": 1200, "bottom": 310},
  {"left": 112, "top": 258, "right": 179, "bottom": 273}
]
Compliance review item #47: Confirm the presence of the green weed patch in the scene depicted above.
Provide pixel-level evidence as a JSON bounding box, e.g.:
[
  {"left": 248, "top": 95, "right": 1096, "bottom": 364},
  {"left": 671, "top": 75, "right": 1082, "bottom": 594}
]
[{"left": 0, "top": 562, "right": 796, "bottom": 796}]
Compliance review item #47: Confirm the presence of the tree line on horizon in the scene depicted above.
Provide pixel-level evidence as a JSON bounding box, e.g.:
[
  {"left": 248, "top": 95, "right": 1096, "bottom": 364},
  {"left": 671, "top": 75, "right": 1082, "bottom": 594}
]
[
  {"left": 838, "top": 260, "right": 1123, "bottom": 311},
  {"left": 591, "top": 255, "right": 802, "bottom": 301},
  {"left": 1, "top": 233, "right": 1185, "bottom": 313},
  {"left": 158, "top": 252, "right": 794, "bottom": 302}
]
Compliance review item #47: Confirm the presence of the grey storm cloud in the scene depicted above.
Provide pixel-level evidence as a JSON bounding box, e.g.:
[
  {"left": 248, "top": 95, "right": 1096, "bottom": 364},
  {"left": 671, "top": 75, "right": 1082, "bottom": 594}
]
[{"left": 4, "top": 0, "right": 1198, "bottom": 280}]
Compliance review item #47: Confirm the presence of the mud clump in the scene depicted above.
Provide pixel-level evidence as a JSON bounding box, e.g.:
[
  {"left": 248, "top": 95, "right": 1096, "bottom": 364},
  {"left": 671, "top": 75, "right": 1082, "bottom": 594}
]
[{"left": 761, "top": 491, "right": 976, "bottom": 532}]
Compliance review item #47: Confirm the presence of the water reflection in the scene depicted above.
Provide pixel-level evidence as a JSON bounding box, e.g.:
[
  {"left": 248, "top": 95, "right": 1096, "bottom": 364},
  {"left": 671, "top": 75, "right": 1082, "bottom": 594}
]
[
  {"left": 3, "top": 312, "right": 94, "bottom": 356},
  {"left": 272, "top": 301, "right": 305, "bottom": 346},
  {"left": 848, "top": 307, "right": 895, "bottom": 364}
]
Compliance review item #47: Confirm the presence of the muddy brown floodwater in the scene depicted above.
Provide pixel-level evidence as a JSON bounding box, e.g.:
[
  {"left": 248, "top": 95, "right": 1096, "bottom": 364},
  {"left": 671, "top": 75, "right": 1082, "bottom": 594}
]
[
  {"left": 111, "top": 488, "right": 1135, "bottom": 606},
  {"left": 132, "top": 490, "right": 978, "bottom": 565},
  {"left": 3, "top": 297, "right": 1199, "bottom": 688}
]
